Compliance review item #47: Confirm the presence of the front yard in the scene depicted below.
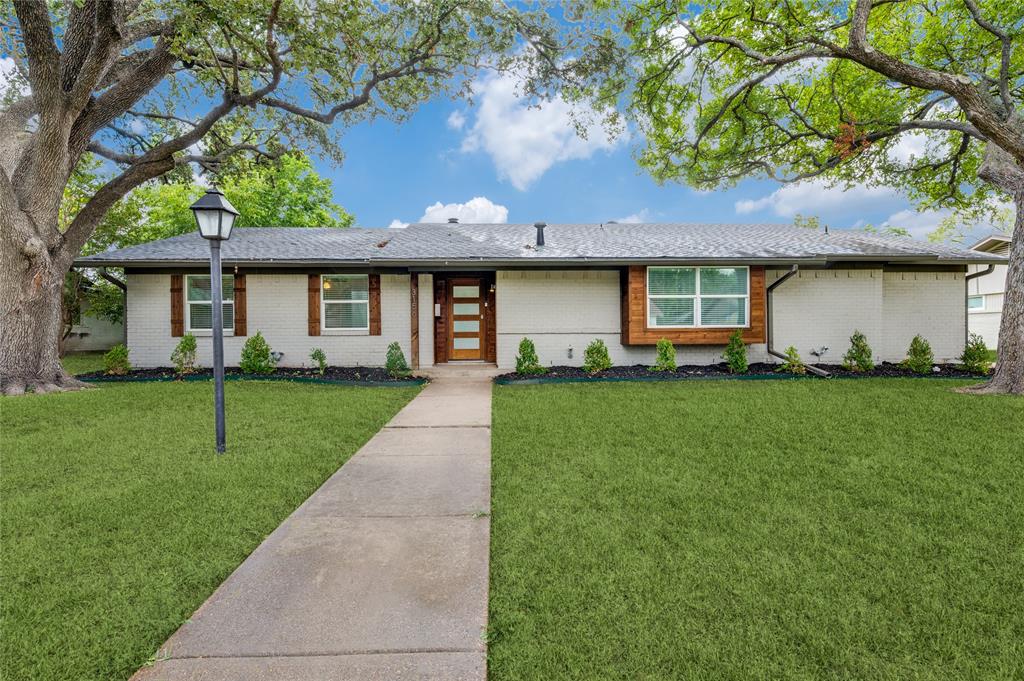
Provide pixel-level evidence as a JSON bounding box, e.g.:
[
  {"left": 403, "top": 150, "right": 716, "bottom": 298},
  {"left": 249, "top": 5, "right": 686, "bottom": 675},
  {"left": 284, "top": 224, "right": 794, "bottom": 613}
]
[
  {"left": 490, "top": 379, "right": 1024, "bottom": 680},
  {"left": 2, "top": 381, "right": 419, "bottom": 681}
]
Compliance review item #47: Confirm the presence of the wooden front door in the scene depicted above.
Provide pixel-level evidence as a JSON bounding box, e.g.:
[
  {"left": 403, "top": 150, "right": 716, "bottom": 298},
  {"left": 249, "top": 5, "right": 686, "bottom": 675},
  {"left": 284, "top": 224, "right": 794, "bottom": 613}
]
[{"left": 448, "top": 278, "right": 485, "bottom": 360}]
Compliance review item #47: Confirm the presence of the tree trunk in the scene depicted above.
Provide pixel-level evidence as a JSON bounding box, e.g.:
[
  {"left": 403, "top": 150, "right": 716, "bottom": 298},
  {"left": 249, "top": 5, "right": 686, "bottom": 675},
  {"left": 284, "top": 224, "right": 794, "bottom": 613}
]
[
  {"left": 978, "top": 194, "right": 1024, "bottom": 394},
  {"left": 969, "top": 141, "right": 1024, "bottom": 395},
  {"left": 0, "top": 212, "right": 87, "bottom": 396}
]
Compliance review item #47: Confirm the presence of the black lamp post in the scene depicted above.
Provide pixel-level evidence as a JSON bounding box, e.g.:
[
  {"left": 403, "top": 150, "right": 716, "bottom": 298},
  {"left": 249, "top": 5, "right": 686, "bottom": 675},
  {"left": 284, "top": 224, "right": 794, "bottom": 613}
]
[{"left": 190, "top": 188, "right": 239, "bottom": 453}]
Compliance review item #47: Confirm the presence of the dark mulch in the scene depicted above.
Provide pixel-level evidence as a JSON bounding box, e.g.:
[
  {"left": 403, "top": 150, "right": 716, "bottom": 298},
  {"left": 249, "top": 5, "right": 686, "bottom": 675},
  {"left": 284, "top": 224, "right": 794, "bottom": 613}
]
[
  {"left": 77, "top": 366, "right": 424, "bottom": 383},
  {"left": 496, "top": 362, "right": 988, "bottom": 382}
]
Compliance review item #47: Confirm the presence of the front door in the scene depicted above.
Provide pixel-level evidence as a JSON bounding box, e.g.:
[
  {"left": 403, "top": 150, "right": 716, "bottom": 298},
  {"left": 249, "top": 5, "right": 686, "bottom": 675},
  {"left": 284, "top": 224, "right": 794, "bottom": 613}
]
[{"left": 448, "top": 278, "right": 485, "bottom": 360}]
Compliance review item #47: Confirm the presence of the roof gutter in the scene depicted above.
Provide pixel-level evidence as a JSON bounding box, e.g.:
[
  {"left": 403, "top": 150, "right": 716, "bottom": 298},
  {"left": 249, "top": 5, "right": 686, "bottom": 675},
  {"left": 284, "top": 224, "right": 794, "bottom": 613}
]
[{"left": 765, "top": 265, "right": 831, "bottom": 378}]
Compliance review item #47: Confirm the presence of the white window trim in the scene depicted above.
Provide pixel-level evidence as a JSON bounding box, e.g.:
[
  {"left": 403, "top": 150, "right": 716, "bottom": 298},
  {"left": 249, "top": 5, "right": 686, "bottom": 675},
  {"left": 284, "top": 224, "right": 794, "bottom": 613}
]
[
  {"left": 646, "top": 266, "right": 751, "bottom": 329},
  {"left": 321, "top": 274, "right": 370, "bottom": 333},
  {"left": 967, "top": 294, "right": 986, "bottom": 313},
  {"left": 184, "top": 274, "right": 234, "bottom": 336}
]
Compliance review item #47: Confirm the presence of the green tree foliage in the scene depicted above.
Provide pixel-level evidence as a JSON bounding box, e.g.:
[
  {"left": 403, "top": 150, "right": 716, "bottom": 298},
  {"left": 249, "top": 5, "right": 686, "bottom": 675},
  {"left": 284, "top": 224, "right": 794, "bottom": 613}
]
[
  {"left": 583, "top": 339, "right": 613, "bottom": 373},
  {"left": 903, "top": 335, "right": 935, "bottom": 374},
  {"left": 722, "top": 330, "right": 749, "bottom": 373},
  {"left": 240, "top": 332, "right": 276, "bottom": 375},
  {"left": 385, "top": 342, "right": 411, "bottom": 378},
  {"left": 960, "top": 333, "right": 991, "bottom": 374},
  {"left": 842, "top": 330, "right": 875, "bottom": 372},
  {"left": 558, "top": 0, "right": 1024, "bottom": 393},
  {"left": 515, "top": 338, "right": 546, "bottom": 375},
  {"left": 653, "top": 338, "right": 677, "bottom": 372}
]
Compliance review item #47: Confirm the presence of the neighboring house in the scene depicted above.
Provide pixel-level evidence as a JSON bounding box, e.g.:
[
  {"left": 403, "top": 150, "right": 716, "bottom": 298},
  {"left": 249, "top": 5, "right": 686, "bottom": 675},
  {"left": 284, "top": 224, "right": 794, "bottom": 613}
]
[
  {"left": 76, "top": 222, "right": 1005, "bottom": 370},
  {"left": 63, "top": 304, "right": 125, "bottom": 353},
  {"left": 967, "top": 234, "right": 1011, "bottom": 348}
]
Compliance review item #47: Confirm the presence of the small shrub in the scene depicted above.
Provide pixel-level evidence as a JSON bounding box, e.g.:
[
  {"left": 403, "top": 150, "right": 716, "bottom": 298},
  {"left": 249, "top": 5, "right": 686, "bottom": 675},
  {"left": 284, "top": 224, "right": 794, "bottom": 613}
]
[
  {"left": 779, "top": 345, "right": 806, "bottom": 375},
  {"left": 902, "top": 334, "right": 934, "bottom": 374},
  {"left": 959, "top": 333, "right": 990, "bottom": 374},
  {"left": 239, "top": 331, "right": 276, "bottom": 375},
  {"left": 103, "top": 344, "right": 131, "bottom": 376},
  {"left": 722, "top": 329, "right": 748, "bottom": 374},
  {"left": 583, "top": 338, "right": 612, "bottom": 373},
  {"left": 171, "top": 333, "right": 198, "bottom": 376},
  {"left": 515, "top": 337, "right": 545, "bottom": 375},
  {"left": 310, "top": 347, "right": 328, "bottom": 376},
  {"left": 385, "top": 341, "right": 411, "bottom": 378},
  {"left": 649, "top": 338, "right": 676, "bottom": 372},
  {"left": 841, "top": 330, "right": 875, "bottom": 372}
]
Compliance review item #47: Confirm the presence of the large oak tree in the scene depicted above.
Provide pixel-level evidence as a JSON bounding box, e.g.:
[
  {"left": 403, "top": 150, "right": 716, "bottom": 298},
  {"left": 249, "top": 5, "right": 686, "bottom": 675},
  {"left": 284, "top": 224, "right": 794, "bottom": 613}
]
[
  {"left": 0, "top": 0, "right": 551, "bottom": 395},
  {"left": 567, "top": 0, "right": 1024, "bottom": 393}
]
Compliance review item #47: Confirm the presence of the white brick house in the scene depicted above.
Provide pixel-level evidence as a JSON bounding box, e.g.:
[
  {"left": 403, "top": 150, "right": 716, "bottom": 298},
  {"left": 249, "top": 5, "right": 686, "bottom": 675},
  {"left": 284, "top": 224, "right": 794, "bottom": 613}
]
[{"left": 77, "top": 222, "right": 1005, "bottom": 370}]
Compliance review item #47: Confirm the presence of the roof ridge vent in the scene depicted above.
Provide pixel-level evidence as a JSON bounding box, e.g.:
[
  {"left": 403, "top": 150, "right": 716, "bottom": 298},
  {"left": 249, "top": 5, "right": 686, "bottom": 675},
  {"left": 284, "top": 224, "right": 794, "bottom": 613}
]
[
  {"left": 448, "top": 217, "right": 459, "bottom": 224},
  {"left": 534, "top": 221, "right": 546, "bottom": 247}
]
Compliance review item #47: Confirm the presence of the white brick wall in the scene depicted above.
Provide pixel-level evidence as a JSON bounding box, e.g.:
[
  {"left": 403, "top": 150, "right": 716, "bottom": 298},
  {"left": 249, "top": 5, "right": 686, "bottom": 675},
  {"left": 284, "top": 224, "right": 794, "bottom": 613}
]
[
  {"left": 126, "top": 273, "right": 410, "bottom": 368},
  {"left": 126, "top": 267, "right": 967, "bottom": 369},
  {"left": 494, "top": 270, "right": 767, "bottom": 369},
  {"left": 881, "top": 271, "right": 964, "bottom": 362},
  {"left": 768, "top": 268, "right": 884, "bottom": 365},
  {"left": 417, "top": 273, "right": 434, "bottom": 367}
]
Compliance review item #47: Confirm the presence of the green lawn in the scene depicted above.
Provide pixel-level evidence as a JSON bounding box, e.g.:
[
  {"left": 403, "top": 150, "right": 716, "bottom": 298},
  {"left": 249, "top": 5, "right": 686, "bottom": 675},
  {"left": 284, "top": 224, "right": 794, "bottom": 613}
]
[
  {"left": 61, "top": 350, "right": 106, "bottom": 375},
  {"left": 490, "top": 379, "right": 1024, "bottom": 680},
  {"left": 2, "top": 381, "right": 419, "bottom": 681}
]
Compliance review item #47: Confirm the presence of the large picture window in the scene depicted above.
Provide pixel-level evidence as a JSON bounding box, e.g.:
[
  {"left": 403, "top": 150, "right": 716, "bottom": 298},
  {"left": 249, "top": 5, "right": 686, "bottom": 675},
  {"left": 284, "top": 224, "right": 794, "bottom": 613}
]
[
  {"left": 185, "top": 275, "right": 234, "bottom": 331},
  {"left": 647, "top": 266, "right": 749, "bottom": 328},
  {"left": 322, "top": 274, "right": 369, "bottom": 330}
]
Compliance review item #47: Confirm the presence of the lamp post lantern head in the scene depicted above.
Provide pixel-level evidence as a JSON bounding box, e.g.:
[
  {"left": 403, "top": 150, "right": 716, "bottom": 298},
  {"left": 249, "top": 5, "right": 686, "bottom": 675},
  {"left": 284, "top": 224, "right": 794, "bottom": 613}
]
[{"left": 191, "top": 188, "right": 239, "bottom": 241}]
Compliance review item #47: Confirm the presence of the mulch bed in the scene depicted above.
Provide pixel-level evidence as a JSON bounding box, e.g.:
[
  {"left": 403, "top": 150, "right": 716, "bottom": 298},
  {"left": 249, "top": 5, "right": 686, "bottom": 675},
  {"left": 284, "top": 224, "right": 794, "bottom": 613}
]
[
  {"left": 496, "top": 362, "right": 988, "bottom": 383},
  {"left": 77, "top": 366, "right": 426, "bottom": 384}
]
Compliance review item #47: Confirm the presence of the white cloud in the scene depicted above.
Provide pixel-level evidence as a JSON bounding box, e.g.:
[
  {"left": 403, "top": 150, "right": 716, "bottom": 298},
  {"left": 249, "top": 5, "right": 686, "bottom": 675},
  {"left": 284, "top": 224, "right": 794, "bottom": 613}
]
[
  {"left": 419, "top": 196, "right": 508, "bottom": 224},
  {"left": 881, "top": 207, "right": 952, "bottom": 239},
  {"left": 889, "top": 131, "right": 930, "bottom": 164},
  {"left": 611, "top": 209, "right": 651, "bottom": 224},
  {"left": 459, "top": 71, "right": 621, "bottom": 190},
  {"left": 735, "top": 180, "right": 903, "bottom": 221},
  {"left": 388, "top": 219, "right": 409, "bottom": 229},
  {"left": 446, "top": 110, "right": 466, "bottom": 131}
]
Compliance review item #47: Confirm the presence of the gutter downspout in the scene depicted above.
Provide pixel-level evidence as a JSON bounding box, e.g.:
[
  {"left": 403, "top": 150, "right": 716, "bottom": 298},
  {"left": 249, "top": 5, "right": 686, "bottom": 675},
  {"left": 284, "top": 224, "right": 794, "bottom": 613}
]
[
  {"left": 766, "top": 264, "right": 831, "bottom": 378},
  {"left": 964, "top": 264, "right": 994, "bottom": 347}
]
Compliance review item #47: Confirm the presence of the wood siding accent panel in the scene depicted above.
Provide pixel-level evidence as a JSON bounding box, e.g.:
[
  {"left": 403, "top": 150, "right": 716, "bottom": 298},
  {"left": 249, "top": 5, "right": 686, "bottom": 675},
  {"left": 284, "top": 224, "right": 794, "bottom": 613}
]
[
  {"left": 622, "top": 265, "right": 766, "bottom": 345},
  {"left": 410, "top": 274, "right": 419, "bottom": 369},
  {"left": 233, "top": 273, "right": 247, "bottom": 336},
  {"left": 170, "top": 274, "right": 184, "bottom": 337},
  {"left": 433, "top": 277, "right": 448, "bottom": 363},
  {"left": 485, "top": 275, "right": 497, "bottom": 363},
  {"left": 307, "top": 274, "right": 320, "bottom": 336},
  {"left": 369, "top": 274, "right": 381, "bottom": 336}
]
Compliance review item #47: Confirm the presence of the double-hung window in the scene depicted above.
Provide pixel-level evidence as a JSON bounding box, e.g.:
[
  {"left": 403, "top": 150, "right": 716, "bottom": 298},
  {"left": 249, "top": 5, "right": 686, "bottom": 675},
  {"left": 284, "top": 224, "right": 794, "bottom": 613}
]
[
  {"left": 185, "top": 274, "right": 234, "bottom": 332},
  {"left": 647, "top": 266, "right": 749, "bottom": 328},
  {"left": 322, "top": 274, "right": 369, "bottom": 331}
]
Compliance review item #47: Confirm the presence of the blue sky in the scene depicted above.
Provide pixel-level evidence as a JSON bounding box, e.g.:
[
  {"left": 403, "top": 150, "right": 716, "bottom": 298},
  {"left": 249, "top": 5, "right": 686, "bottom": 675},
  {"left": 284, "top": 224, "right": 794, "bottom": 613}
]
[{"left": 315, "top": 69, "right": 951, "bottom": 238}]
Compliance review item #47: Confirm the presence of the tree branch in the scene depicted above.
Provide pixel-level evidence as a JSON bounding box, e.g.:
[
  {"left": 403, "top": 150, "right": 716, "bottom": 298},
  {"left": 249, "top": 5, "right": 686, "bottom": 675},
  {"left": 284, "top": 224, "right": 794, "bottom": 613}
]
[{"left": 962, "top": 0, "right": 1014, "bottom": 116}]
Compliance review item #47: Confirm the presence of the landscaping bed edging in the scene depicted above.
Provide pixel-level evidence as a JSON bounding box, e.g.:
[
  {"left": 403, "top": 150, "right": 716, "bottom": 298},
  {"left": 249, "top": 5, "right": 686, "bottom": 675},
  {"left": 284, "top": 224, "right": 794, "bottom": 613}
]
[
  {"left": 78, "top": 366, "right": 427, "bottom": 387},
  {"left": 495, "top": 362, "right": 988, "bottom": 385}
]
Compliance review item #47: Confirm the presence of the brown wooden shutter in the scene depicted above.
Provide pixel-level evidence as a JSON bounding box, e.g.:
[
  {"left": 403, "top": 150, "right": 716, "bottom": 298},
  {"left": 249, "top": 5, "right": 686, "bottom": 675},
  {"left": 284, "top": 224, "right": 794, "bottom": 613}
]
[
  {"left": 170, "top": 274, "right": 184, "bottom": 337},
  {"left": 369, "top": 274, "right": 381, "bottom": 336},
  {"left": 308, "top": 274, "right": 321, "bottom": 336},
  {"left": 233, "top": 274, "right": 247, "bottom": 336}
]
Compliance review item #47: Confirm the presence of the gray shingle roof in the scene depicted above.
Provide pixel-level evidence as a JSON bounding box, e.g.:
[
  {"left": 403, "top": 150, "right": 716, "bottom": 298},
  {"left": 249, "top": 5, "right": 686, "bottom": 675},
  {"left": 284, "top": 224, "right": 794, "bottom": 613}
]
[{"left": 76, "top": 222, "right": 1005, "bottom": 267}]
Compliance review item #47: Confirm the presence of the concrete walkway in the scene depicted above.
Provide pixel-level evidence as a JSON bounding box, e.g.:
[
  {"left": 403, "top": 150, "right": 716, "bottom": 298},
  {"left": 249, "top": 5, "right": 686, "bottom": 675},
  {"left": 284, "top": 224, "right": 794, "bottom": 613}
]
[{"left": 136, "top": 369, "right": 496, "bottom": 680}]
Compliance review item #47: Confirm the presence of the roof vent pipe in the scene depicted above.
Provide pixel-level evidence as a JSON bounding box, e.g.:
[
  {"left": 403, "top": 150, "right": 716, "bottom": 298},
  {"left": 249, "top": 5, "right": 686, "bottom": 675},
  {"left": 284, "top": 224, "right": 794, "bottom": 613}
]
[
  {"left": 448, "top": 217, "right": 459, "bottom": 224},
  {"left": 535, "top": 221, "right": 546, "bottom": 247}
]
